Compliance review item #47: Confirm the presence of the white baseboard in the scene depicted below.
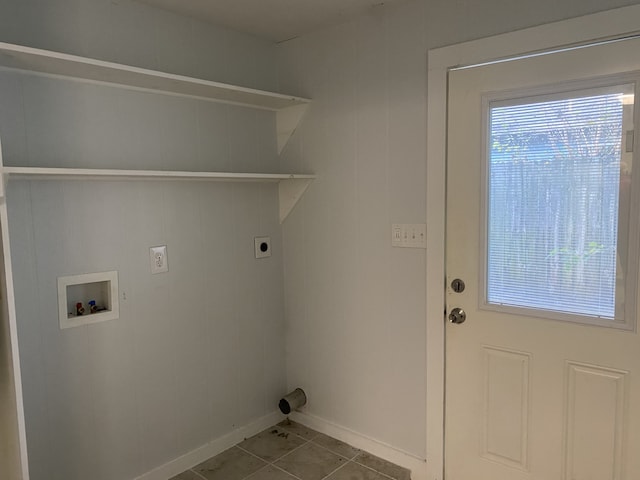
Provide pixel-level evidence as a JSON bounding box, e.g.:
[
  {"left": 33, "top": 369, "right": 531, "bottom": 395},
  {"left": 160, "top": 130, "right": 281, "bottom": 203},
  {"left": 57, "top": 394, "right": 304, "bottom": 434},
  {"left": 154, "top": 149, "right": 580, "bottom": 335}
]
[
  {"left": 289, "top": 411, "right": 427, "bottom": 480},
  {"left": 135, "top": 410, "right": 284, "bottom": 480}
]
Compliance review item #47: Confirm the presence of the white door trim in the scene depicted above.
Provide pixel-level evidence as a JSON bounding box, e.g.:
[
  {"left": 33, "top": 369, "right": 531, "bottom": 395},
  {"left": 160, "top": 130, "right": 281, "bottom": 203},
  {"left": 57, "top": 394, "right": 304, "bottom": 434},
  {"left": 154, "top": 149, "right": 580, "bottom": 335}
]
[{"left": 425, "top": 5, "right": 640, "bottom": 480}]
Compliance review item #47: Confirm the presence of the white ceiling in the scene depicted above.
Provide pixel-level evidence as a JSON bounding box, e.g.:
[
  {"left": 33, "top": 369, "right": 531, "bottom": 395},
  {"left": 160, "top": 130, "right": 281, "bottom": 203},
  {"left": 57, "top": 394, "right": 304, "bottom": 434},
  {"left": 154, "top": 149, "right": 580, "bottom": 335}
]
[{"left": 136, "top": 0, "right": 406, "bottom": 42}]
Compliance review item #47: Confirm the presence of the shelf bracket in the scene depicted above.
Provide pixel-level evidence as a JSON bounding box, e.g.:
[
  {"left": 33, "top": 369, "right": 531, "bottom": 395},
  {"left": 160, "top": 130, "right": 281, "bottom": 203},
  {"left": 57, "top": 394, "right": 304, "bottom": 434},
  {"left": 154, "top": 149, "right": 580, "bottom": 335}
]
[
  {"left": 279, "top": 177, "right": 313, "bottom": 223},
  {"left": 277, "top": 104, "right": 308, "bottom": 154}
]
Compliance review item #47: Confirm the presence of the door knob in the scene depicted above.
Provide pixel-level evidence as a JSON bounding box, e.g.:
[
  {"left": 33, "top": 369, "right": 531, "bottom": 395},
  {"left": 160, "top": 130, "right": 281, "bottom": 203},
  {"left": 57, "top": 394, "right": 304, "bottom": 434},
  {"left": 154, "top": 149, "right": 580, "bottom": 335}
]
[{"left": 448, "top": 307, "right": 466, "bottom": 324}]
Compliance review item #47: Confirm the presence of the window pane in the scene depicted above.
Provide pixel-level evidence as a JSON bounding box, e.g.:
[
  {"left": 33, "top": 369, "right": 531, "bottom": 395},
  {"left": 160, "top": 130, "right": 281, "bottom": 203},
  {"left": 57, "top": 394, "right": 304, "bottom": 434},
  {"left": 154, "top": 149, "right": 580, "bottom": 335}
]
[{"left": 487, "top": 86, "right": 634, "bottom": 320}]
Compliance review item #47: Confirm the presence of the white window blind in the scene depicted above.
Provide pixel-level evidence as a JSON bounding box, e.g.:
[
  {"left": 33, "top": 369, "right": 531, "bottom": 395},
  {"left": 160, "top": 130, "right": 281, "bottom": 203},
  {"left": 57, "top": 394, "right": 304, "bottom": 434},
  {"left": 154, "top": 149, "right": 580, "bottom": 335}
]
[{"left": 487, "top": 88, "right": 632, "bottom": 320}]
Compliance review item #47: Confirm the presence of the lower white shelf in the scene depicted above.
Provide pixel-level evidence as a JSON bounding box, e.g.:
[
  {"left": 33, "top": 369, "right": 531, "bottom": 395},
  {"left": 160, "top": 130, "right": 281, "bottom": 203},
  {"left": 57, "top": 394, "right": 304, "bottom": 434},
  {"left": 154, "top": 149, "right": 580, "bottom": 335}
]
[
  {"left": 2, "top": 166, "right": 314, "bottom": 182},
  {"left": 1, "top": 166, "right": 315, "bottom": 222}
]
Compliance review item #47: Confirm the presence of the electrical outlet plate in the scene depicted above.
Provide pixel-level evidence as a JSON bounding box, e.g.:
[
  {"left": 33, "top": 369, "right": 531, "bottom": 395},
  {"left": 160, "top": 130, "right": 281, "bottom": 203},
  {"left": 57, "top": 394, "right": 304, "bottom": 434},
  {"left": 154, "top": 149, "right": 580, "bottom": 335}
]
[
  {"left": 255, "top": 236, "right": 271, "bottom": 259},
  {"left": 391, "top": 224, "right": 427, "bottom": 249},
  {"left": 150, "top": 245, "right": 169, "bottom": 274}
]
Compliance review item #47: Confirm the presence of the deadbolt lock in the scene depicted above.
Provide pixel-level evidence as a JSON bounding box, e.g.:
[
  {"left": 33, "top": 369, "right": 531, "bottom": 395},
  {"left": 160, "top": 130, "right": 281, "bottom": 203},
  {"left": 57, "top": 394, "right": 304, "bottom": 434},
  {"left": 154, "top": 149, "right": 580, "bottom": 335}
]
[{"left": 451, "top": 278, "right": 465, "bottom": 293}]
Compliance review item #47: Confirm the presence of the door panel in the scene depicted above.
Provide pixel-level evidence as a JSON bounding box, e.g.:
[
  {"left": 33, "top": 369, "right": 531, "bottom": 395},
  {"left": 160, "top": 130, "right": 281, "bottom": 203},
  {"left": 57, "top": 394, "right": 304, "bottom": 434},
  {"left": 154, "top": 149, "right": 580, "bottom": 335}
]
[
  {"left": 446, "top": 38, "right": 640, "bottom": 480},
  {"left": 481, "top": 346, "right": 530, "bottom": 470},
  {"left": 563, "top": 362, "right": 627, "bottom": 480}
]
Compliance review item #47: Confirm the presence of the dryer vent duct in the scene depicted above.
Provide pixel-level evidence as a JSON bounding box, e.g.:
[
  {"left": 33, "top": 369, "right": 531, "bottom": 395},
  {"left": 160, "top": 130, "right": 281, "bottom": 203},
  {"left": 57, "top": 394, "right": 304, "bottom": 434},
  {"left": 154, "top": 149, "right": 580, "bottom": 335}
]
[{"left": 279, "top": 388, "right": 307, "bottom": 414}]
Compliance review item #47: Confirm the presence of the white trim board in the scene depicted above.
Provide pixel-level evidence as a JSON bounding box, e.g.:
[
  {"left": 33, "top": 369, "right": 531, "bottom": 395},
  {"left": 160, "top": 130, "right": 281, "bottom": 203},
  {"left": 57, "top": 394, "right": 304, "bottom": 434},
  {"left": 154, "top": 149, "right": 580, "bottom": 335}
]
[
  {"left": 0, "top": 138, "right": 29, "bottom": 479},
  {"left": 289, "top": 411, "right": 427, "bottom": 480},
  {"left": 425, "top": 5, "right": 640, "bottom": 480},
  {"left": 0, "top": 204, "right": 29, "bottom": 480},
  {"left": 134, "top": 411, "right": 284, "bottom": 480}
]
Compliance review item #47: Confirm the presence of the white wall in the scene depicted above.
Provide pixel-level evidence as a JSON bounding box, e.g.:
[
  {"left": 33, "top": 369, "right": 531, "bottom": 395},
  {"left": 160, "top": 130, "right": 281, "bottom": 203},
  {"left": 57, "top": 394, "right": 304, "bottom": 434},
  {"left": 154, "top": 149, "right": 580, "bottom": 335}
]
[
  {"left": 0, "top": 0, "right": 277, "bottom": 90},
  {"left": 0, "top": 1, "right": 286, "bottom": 479},
  {"left": 8, "top": 179, "right": 284, "bottom": 480},
  {"left": 276, "top": 0, "right": 640, "bottom": 460}
]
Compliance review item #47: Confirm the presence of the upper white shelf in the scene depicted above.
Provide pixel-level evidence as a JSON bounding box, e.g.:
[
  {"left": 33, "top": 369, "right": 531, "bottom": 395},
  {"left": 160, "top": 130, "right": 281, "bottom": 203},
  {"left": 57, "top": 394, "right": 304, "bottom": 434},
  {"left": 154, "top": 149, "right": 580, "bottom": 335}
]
[{"left": 0, "top": 42, "right": 310, "bottom": 111}]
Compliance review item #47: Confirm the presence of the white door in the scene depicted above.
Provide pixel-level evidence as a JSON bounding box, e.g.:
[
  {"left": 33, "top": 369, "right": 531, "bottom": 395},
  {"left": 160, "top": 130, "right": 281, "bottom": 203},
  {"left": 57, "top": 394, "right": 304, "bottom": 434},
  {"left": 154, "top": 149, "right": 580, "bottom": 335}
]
[{"left": 446, "top": 39, "right": 640, "bottom": 480}]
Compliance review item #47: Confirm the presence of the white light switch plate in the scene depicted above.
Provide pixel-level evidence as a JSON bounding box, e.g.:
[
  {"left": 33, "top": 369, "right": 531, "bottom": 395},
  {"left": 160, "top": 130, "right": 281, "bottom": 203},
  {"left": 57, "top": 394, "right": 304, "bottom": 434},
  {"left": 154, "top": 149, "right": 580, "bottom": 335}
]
[
  {"left": 392, "top": 224, "right": 427, "bottom": 248},
  {"left": 150, "top": 245, "right": 169, "bottom": 274}
]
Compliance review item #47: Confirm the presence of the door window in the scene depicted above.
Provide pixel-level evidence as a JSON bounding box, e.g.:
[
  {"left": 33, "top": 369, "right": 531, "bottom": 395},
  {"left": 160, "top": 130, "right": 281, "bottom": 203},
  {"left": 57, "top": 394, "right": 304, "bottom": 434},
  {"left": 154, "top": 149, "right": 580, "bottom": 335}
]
[{"left": 483, "top": 83, "right": 637, "bottom": 327}]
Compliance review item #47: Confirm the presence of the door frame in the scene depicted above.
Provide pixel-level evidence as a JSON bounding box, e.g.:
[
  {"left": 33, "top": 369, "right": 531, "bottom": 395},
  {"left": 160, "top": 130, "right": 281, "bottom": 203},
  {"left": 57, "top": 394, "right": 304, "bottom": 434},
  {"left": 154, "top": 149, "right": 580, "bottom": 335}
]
[{"left": 425, "top": 5, "right": 640, "bottom": 480}]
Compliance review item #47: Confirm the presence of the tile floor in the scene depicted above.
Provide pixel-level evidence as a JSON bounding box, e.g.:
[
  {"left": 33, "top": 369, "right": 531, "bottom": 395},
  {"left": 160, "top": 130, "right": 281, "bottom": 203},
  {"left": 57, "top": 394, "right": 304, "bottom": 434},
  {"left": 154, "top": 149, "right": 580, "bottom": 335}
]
[{"left": 170, "top": 419, "right": 411, "bottom": 480}]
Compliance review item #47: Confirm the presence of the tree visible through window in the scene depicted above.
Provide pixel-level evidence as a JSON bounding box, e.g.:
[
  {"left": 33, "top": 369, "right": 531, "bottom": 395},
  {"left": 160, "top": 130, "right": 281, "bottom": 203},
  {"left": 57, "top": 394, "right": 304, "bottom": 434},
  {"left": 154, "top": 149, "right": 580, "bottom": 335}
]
[{"left": 487, "top": 87, "right": 633, "bottom": 320}]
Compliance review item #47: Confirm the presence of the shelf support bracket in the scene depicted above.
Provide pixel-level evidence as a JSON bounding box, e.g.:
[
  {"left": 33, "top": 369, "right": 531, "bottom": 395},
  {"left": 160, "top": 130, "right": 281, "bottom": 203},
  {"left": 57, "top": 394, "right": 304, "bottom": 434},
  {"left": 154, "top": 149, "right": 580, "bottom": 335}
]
[
  {"left": 277, "top": 104, "right": 308, "bottom": 154},
  {"left": 279, "top": 177, "right": 313, "bottom": 223}
]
